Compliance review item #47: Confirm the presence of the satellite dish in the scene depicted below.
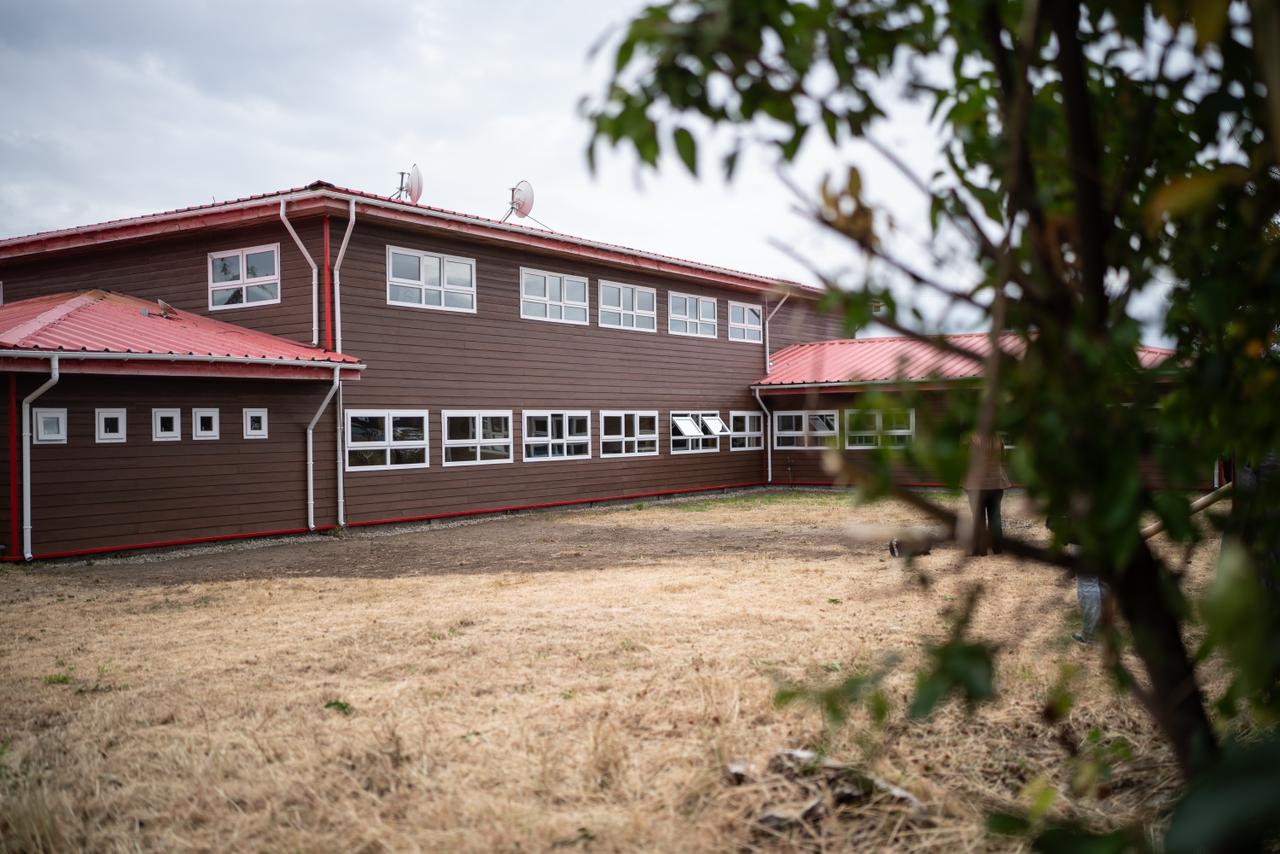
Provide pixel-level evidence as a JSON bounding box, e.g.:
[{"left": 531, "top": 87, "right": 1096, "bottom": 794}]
[
  {"left": 511, "top": 180, "right": 534, "bottom": 217},
  {"left": 407, "top": 164, "right": 423, "bottom": 204},
  {"left": 500, "top": 180, "right": 536, "bottom": 223}
]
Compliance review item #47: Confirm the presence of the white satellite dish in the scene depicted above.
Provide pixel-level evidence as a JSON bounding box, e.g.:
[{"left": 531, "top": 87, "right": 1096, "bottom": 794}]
[
  {"left": 501, "top": 179, "right": 552, "bottom": 228},
  {"left": 511, "top": 180, "right": 534, "bottom": 217},
  {"left": 407, "top": 164, "right": 423, "bottom": 204}
]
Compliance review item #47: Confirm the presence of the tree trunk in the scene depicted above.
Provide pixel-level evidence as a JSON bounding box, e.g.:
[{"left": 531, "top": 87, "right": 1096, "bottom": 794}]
[{"left": 1111, "top": 541, "right": 1219, "bottom": 779}]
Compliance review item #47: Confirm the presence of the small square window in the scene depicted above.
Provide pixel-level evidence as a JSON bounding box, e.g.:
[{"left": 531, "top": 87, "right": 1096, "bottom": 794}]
[
  {"left": 33, "top": 408, "right": 67, "bottom": 444},
  {"left": 193, "top": 408, "right": 220, "bottom": 440},
  {"left": 95, "top": 408, "right": 127, "bottom": 444},
  {"left": 243, "top": 408, "right": 269, "bottom": 439},
  {"left": 152, "top": 408, "right": 181, "bottom": 442}
]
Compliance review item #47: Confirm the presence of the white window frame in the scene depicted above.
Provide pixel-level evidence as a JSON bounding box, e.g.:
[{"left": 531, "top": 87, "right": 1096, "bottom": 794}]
[
  {"left": 599, "top": 410, "right": 660, "bottom": 458},
  {"left": 208, "top": 243, "right": 281, "bottom": 311},
  {"left": 881, "top": 408, "right": 916, "bottom": 448},
  {"left": 845, "top": 410, "right": 879, "bottom": 450},
  {"left": 344, "top": 409, "right": 430, "bottom": 471},
  {"left": 773, "top": 410, "right": 838, "bottom": 450},
  {"left": 729, "top": 410, "right": 764, "bottom": 451},
  {"left": 670, "top": 410, "right": 729, "bottom": 454},
  {"left": 442, "top": 410, "right": 514, "bottom": 467},
  {"left": 95, "top": 408, "right": 127, "bottom": 444},
  {"left": 668, "top": 292, "right": 718, "bottom": 338},
  {"left": 152, "top": 408, "right": 181, "bottom": 442},
  {"left": 843, "top": 408, "right": 916, "bottom": 449},
  {"left": 519, "top": 267, "right": 590, "bottom": 325},
  {"left": 597, "top": 280, "right": 658, "bottom": 333},
  {"left": 728, "top": 301, "right": 763, "bottom": 343},
  {"left": 243, "top": 408, "right": 269, "bottom": 440},
  {"left": 192, "top": 408, "right": 220, "bottom": 440},
  {"left": 522, "top": 410, "right": 593, "bottom": 461},
  {"left": 32, "top": 408, "right": 67, "bottom": 445},
  {"left": 386, "top": 245, "right": 477, "bottom": 314}
]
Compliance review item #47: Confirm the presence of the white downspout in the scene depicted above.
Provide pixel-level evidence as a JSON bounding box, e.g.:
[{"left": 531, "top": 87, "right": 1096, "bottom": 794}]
[
  {"left": 335, "top": 381, "right": 345, "bottom": 526},
  {"left": 752, "top": 386, "right": 773, "bottom": 486},
  {"left": 333, "top": 199, "right": 355, "bottom": 354},
  {"left": 764, "top": 292, "right": 790, "bottom": 373},
  {"left": 21, "top": 356, "right": 60, "bottom": 560},
  {"left": 331, "top": 201, "right": 354, "bottom": 527},
  {"left": 280, "top": 199, "right": 319, "bottom": 346},
  {"left": 306, "top": 368, "right": 341, "bottom": 531}
]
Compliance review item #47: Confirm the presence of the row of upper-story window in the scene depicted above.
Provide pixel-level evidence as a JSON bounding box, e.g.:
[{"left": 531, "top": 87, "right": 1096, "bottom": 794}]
[
  {"left": 31, "top": 407, "right": 268, "bottom": 445},
  {"left": 344, "top": 409, "right": 767, "bottom": 471},
  {"left": 772, "top": 409, "right": 917, "bottom": 450},
  {"left": 205, "top": 242, "right": 764, "bottom": 342}
]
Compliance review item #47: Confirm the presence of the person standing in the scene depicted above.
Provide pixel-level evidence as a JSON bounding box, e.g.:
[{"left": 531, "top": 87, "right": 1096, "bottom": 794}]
[{"left": 965, "top": 432, "right": 1011, "bottom": 556}]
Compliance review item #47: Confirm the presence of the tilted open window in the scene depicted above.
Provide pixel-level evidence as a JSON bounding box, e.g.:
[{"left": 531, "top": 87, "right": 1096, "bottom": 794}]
[{"left": 671, "top": 411, "right": 729, "bottom": 454}]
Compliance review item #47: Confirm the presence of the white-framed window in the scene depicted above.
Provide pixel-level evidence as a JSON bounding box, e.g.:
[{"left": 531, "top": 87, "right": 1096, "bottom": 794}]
[
  {"left": 192, "top": 408, "right": 220, "bottom": 440},
  {"left": 32, "top": 408, "right": 66, "bottom": 445},
  {"left": 520, "top": 268, "right": 589, "bottom": 324},
  {"left": 152, "top": 408, "right": 181, "bottom": 442},
  {"left": 600, "top": 411, "right": 659, "bottom": 457},
  {"left": 386, "top": 245, "right": 477, "bottom": 313},
  {"left": 442, "top": 410, "right": 513, "bottom": 466},
  {"left": 345, "top": 410, "right": 429, "bottom": 470},
  {"left": 208, "top": 243, "right": 280, "bottom": 310},
  {"left": 729, "top": 411, "right": 764, "bottom": 450},
  {"left": 669, "top": 292, "right": 717, "bottom": 338},
  {"left": 598, "top": 281, "right": 657, "bottom": 332},
  {"left": 773, "top": 410, "right": 838, "bottom": 449},
  {"left": 523, "top": 410, "right": 591, "bottom": 461},
  {"left": 728, "top": 301, "right": 763, "bottom": 342},
  {"left": 845, "top": 409, "right": 916, "bottom": 449},
  {"left": 95, "top": 408, "right": 126, "bottom": 444},
  {"left": 671, "top": 411, "right": 730, "bottom": 454},
  {"left": 243, "top": 408, "right": 269, "bottom": 439}
]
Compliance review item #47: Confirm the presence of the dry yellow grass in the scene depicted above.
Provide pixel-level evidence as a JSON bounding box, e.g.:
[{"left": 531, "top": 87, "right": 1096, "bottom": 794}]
[{"left": 0, "top": 490, "right": 1218, "bottom": 852}]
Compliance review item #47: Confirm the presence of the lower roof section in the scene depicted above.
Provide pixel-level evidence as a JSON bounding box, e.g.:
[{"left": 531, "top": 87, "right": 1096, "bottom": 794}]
[
  {"left": 0, "top": 290, "right": 363, "bottom": 380},
  {"left": 755, "top": 333, "right": 1174, "bottom": 391}
]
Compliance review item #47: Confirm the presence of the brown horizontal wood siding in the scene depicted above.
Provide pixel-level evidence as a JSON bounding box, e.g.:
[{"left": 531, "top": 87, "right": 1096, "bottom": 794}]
[
  {"left": 335, "top": 221, "right": 795, "bottom": 522},
  {"left": 0, "top": 220, "right": 325, "bottom": 344},
  {"left": 768, "top": 295, "right": 847, "bottom": 355},
  {"left": 10, "top": 374, "right": 337, "bottom": 556}
]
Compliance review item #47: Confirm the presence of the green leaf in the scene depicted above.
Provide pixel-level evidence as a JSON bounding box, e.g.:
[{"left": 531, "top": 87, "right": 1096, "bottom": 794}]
[
  {"left": 1165, "top": 738, "right": 1280, "bottom": 853},
  {"left": 987, "top": 812, "right": 1032, "bottom": 836},
  {"left": 673, "top": 127, "right": 697, "bottom": 175}
]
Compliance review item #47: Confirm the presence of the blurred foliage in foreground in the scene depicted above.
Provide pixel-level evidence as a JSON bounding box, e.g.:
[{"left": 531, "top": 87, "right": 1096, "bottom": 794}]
[{"left": 586, "top": 0, "right": 1280, "bottom": 848}]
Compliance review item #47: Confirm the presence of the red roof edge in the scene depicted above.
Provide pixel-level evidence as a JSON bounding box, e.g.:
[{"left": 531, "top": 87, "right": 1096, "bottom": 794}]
[{"left": 0, "top": 182, "right": 818, "bottom": 299}]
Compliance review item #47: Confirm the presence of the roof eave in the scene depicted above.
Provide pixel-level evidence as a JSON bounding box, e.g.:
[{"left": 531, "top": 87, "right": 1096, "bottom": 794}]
[{"left": 0, "top": 188, "right": 819, "bottom": 299}]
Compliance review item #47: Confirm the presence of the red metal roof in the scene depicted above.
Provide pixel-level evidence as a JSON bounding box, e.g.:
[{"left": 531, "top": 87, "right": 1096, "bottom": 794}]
[
  {"left": 0, "top": 290, "right": 361, "bottom": 379},
  {"left": 755, "top": 333, "right": 1174, "bottom": 388},
  {"left": 0, "top": 181, "right": 815, "bottom": 297}
]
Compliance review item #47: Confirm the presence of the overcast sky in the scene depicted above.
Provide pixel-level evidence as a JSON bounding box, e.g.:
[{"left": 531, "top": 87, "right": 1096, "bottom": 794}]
[{"left": 0, "top": 0, "right": 1171, "bottom": 343}]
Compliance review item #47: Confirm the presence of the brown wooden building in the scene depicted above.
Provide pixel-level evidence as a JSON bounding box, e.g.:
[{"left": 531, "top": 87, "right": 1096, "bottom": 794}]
[
  {"left": 0, "top": 181, "right": 848, "bottom": 559},
  {"left": 0, "top": 181, "right": 1190, "bottom": 560}
]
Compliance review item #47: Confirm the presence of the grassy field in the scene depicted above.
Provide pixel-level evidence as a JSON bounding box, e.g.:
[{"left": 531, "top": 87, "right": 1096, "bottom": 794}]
[{"left": 0, "top": 490, "right": 1215, "bottom": 852}]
